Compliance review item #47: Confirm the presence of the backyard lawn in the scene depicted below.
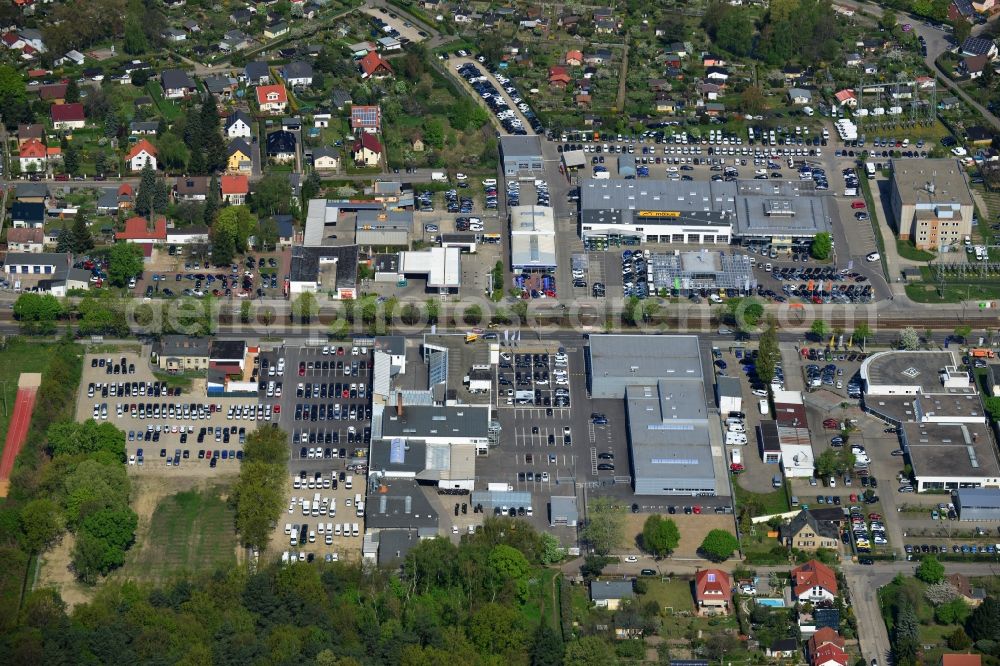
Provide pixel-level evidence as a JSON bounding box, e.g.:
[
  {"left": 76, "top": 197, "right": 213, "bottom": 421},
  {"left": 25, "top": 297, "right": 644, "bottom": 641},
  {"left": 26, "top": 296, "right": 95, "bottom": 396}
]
[{"left": 640, "top": 577, "right": 695, "bottom": 614}]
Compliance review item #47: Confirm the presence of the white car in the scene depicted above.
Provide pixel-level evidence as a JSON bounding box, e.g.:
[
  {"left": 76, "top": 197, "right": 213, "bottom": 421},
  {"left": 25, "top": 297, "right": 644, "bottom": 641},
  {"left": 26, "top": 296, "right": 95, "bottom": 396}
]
[
  {"left": 751, "top": 388, "right": 769, "bottom": 398},
  {"left": 624, "top": 555, "right": 638, "bottom": 563},
  {"left": 866, "top": 252, "right": 881, "bottom": 262}
]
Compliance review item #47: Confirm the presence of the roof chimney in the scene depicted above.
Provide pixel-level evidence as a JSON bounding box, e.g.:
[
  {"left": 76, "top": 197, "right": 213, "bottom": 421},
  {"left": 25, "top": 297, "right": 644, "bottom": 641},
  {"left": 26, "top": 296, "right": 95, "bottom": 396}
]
[{"left": 396, "top": 392, "right": 403, "bottom": 417}]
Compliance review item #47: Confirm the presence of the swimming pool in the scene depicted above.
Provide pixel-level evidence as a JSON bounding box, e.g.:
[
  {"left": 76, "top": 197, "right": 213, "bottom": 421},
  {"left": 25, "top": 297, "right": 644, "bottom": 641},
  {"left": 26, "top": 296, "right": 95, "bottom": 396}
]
[{"left": 756, "top": 598, "right": 786, "bottom": 607}]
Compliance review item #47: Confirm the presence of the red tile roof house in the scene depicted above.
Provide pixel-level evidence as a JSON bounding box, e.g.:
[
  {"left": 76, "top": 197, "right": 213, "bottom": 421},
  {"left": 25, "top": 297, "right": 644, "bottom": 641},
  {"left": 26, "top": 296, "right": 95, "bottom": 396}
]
[
  {"left": 256, "top": 84, "right": 288, "bottom": 114},
  {"left": 19, "top": 138, "right": 47, "bottom": 172},
  {"left": 51, "top": 102, "right": 86, "bottom": 130},
  {"left": 808, "top": 628, "right": 847, "bottom": 666},
  {"left": 126, "top": 139, "right": 158, "bottom": 172},
  {"left": 220, "top": 174, "right": 249, "bottom": 205},
  {"left": 566, "top": 49, "right": 583, "bottom": 66},
  {"left": 359, "top": 50, "right": 393, "bottom": 79},
  {"left": 549, "top": 66, "right": 572, "bottom": 88},
  {"left": 116, "top": 216, "right": 167, "bottom": 244},
  {"left": 694, "top": 568, "right": 732, "bottom": 615},
  {"left": 940, "top": 655, "right": 981, "bottom": 666},
  {"left": 791, "top": 560, "right": 838, "bottom": 603},
  {"left": 834, "top": 89, "right": 858, "bottom": 108}
]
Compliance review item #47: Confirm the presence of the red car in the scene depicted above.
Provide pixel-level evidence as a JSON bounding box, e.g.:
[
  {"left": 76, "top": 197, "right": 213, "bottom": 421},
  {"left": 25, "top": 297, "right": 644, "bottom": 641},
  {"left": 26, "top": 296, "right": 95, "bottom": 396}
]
[
  {"left": 823, "top": 418, "right": 839, "bottom": 429},
  {"left": 730, "top": 463, "right": 745, "bottom": 473},
  {"left": 851, "top": 201, "right": 866, "bottom": 209},
  {"left": 868, "top": 513, "right": 882, "bottom": 520},
  {"left": 337, "top": 347, "right": 345, "bottom": 355},
  {"left": 850, "top": 494, "right": 859, "bottom": 503},
  {"left": 298, "top": 362, "right": 306, "bottom": 376},
  {"left": 273, "top": 405, "right": 281, "bottom": 413},
  {"left": 692, "top": 505, "right": 702, "bottom": 514}
]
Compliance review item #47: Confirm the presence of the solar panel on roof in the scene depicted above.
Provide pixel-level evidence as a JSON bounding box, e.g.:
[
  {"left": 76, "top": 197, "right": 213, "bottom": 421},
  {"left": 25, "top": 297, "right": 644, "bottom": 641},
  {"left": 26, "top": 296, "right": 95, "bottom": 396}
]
[{"left": 389, "top": 438, "right": 405, "bottom": 464}]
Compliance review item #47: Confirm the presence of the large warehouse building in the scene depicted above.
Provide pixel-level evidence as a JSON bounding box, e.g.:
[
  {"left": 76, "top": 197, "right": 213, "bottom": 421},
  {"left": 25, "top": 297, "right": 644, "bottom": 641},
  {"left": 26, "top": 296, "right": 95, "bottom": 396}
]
[
  {"left": 510, "top": 205, "right": 557, "bottom": 270},
  {"left": 860, "top": 350, "right": 1000, "bottom": 492},
  {"left": 586, "top": 334, "right": 725, "bottom": 496},
  {"left": 889, "top": 158, "right": 974, "bottom": 252},
  {"left": 578, "top": 178, "right": 832, "bottom": 249},
  {"left": 954, "top": 488, "right": 1000, "bottom": 521},
  {"left": 500, "top": 135, "right": 544, "bottom": 177}
]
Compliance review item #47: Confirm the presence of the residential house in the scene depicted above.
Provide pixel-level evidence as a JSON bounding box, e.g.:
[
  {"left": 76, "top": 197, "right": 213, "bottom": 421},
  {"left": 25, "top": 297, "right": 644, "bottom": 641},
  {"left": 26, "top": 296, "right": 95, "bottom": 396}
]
[
  {"left": 946, "top": 573, "right": 986, "bottom": 606},
  {"left": 162, "top": 27, "right": 186, "bottom": 42},
  {"left": 230, "top": 7, "right": 254, "bottom": 24},
  {"left": 791, "top": 560, "right": 838, "bottom": 602},
  {"left": 705, "top": 66, "right": 729, "bottom": 83},
  {"left": 589, "top": 580, "right": 634, "bottom": 610},
  {"left": 808, "top": 628, "right": 847, "bottom": 666},
  {"left": 962, "top": 54, "right": 989, "bottom": 79},
  {"left": 703, "top": 53, "right": 725, "bottom": 67},
  {"left": 116, "top": 215, "right": 167, "bottom": 244},
  {"left": 845, "top": 52, "right": 863, "bottom": 67},
  {"left": 274, "top": 215, "right": 296, "bottom": 246},
  {"left": 863, "top": 63, "right": 878, "bottom": 75},
  {"left": 940, "top": 95, "right": 961, "bottom": 110},
  {"left": 225, "top": 110, "right": 253, "bottom": 139},
  {"left": 130, "top": 121, "right": 159, "bottom": 135},
  {"left": 14, "top": 183, "right": 48, "bottom": 205},
  {"left": 312, "top": 147, "right": 340, "bottom": 171},
  {"left": 6, "top": 227, "right": 45, "bottom": 253},
  {"left": 55, "top": 49, "right": 85, "bottom": 66},
  {"left": 667, "top": 41, "right": 688, "bottom": 58},
  {"left": 411, "top": 136, "right": 424, "bottom": 152},
  {"left": 50, "top": 103, "right": 85, "bottom": 130},
  {"left": 38, "top": 82, "right": 67, "bottom": 103},
  {"left": 18, "top": 138, "right": 47, "bottom": 172},
  {"left": 350, "top": 105, "right": 381, "bottom": 133},
  {"left": 183, "top": 19, "right": 201, "bottom": 33},
  {"left": 18, "top": 28, "right": 45, "bottom": 53},
  {"left": 378, "top": 35, "right": 401, "bottom": 51},
  {"left": 575, "top": 93, "right": 591, "bottom": 107},
  {"left": 154, "top": 336, "right": 211, "bottom": 372},
  {"left": 264, "top": 21, "right": 290, "bottom": 40},
  {"left": 174, "top": 176, "right": 210, "bottom": 202},
  {"left": 781, "top": 510, "right": 840, "bottom": 551},
  {"left": 940, "top": 655, "right": 982, "bottom": 666},
  {"left": 700, "top": 82, "right": 722, "bottom": 100},
  {"left": 301, "top": 3, "right": 320, "bottom": 19},
  {"left": 788, "top": 88, "right": 813, "bottom": 105},
  {"left": 584, "top": 49, "right": 612, "bottom": 65},
  {"left": 861, "top": 37, "right": 888, "bottom": 53},
  {"left": 220, "top": 174, "right": 249, "bottom": 204},
  {"left": 17, "top": 124, "right": 44, "bottom": 148},
  {"left": 549, "top": 66, "right": 571, "bottom": 88},
  {"left": 126, "top": 139, "right": 158, "bottom": 172},
  {"left": 10, "top": 202, "right": 45, "bottom": 228},
  {"left": 704, "top": 102, "right": 725, "bottom": 116},
  {"left": 694, "top": 569, "right": 732, "bottom": 615},
  {"left": 256, "top": 84, "right": 288, "bottom": 114},
  {"left": 244, "top": 61, "right": 272, "bottom": 85},
  {"left": 648, "top": 79, "right": 670, "bottom": 92},
  {"left": 593, "top": 14, "right": 617, "bottom": 33},
  {"left": 359, "top": 50, "right": 393, "bottom": 79},
  {"left": 834, "top": 89, "right": 858, "bottom": 108},
  {"left": 161, "top": 68, "right": 197, "bottom": 99},
  {"left": 966, "top": 125, "right": 994, "bottom": 145},
  {"left": 784, "top": 65, "right": 805, "bottom": 82},
  {"left": 227, "top": 139, "right": 253, "bottom": 173},
  {"left": 265, "top": 130, "right": 296, "bottom": 163},
  {"left": 655, "top": 95, "right": 679, "bottom": 114},
  {"left": 566, "top": 49, "right": 583, "bottom": 66},
  {"left": 332, "top": 88, "right": 353, "bottom": 110},
  {"left": 203, "top": 74, "right": 237, "bottom": 99},
  {"left": 949, "top": 0, "right": 975, "bottom": 21},
  {"left": 220, "top": 29, "right": 251, "bottom": 52},
  {"left": 96, "top": 184, "right": 134, "bottom": 215},
  {"left": 767, "top": 639, "right": 798, "bottom": 659},
  {"left": 961, "top": 37, "right": 998, "bottom": 59},
  {"left": 352, "top": 133, "right": 382, "bottom": 167},
  {"left": 917, "top": 75, "right": 936, "bottom": 89},
  {"left": 282, "top": 61, "right": 314, "bottom": 87}
]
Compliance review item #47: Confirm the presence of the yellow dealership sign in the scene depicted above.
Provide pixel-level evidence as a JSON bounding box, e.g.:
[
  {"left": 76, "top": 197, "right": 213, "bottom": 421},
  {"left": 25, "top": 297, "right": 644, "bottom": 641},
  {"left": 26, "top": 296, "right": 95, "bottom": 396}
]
[{"left": 637, "top": 211, "right": 681, "bottom": 218}]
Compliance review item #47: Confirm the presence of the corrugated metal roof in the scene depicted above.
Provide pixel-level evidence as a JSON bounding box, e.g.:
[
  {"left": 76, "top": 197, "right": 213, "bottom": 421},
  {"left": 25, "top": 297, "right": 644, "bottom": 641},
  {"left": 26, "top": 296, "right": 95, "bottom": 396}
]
[{"left": 372, "top": 350, "right": 392, "bottom": 397}]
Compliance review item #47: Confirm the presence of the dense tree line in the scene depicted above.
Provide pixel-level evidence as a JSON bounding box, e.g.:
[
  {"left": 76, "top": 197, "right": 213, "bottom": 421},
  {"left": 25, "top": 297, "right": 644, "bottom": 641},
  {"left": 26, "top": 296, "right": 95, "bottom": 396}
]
[{"left": 703, "top": 0, "right": 843, "bottom": 67}]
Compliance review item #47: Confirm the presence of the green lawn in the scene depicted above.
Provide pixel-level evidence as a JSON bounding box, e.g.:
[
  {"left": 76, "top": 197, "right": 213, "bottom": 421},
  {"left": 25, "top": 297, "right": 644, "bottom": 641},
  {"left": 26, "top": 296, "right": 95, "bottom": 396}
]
[
  {"left": 145, "top": 81, "right": 183, "bottom": 122},
  {"left": 905, "top": 281, "right": 1000, "bottom": 303},
  {"left": 640, "top": 577, "right": 695, "bottom": 614},
  {"left": 733, "top": 475, "right": 790, "bottom": 517},
  {"left": 895, "top": 239, "right": 936, "bottom": 262},
  {"left": 124, "top": 487, "right": 236, "bottom": 582},
  {"left": 0, "top": 341, "right": 61, "bottom": 449}
]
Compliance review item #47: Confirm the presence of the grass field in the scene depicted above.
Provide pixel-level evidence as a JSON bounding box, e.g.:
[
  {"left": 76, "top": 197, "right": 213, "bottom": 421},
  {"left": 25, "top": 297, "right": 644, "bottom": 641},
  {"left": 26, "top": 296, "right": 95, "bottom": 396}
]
[
  {"left": 641, "top": 577, "right": 695, "bottom": 614},
  {"left": 733, "top": 475, "right": 790, "bottom": 516},
  {"left": 895, "top": 239, "right": 936, "bottom": 262},
  {"left": 125, "top": 487, "right": 236, "bottom": 582},
  {"left": 905, "top": 281, "right": 1000, "bottom": 303},
  {"left": 0, "top": 341, "right": 60, "bottom": 449}
]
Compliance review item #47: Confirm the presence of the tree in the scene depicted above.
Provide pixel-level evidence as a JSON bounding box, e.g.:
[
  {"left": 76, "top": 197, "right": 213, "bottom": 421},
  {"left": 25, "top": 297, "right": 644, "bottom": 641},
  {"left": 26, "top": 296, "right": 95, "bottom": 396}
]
[
  {"left": 64, "top": 78, "right": 80, "bottom": 104},
  {"left": 563, "top": 636, "right": 618, "bottom": 666},
  {"left": 966, "top": 596, "right": 1000, "bottom": 642},
  {"left": 894, "top": 599, "right": 920, "bottom": 666},
  {"left": 249, "top": 174, "right": 292, "bottom": 216},
  {"left": 13, "top": 293, "right": 64, "bottom": 335},
  {"left": 232, "top": 459, "right": 285, "bottom": 549},
  {"left": 47, "top": 420, "right": 125, "bottom": 459},
  {"left": 302, "top": 170, "right": 322, "bottom": 201},
  {"left": 816, "top": 449, "right": 840, "bottom": 479},
  {"left": 811, "top": 232, "right": 833, "bottom": 259},
  {"left": 947, "top": 627, "right": 972, "bottom": 650},
  {"left": 153, "top": 179, "right": 170, "bottom": 214},
  {"left": 134, "top": 162, "right": 156, "bottom": 217},
  {"left": 69, "top": 212, "right": 94, "bottom": 254},
  {"left": 915, "top": 555, "right": 945, "bottom": 584},
  {"left": 63, "top": 143, "right": 80, "bottom": 175},
  {"left": 951, "top": 17, "right": 972, "bottom": 46},
  {"left": 257, "top": 217, "right": 278, "bottom": 252},
  {"left": 936, "top": 597, "right": 972, "bottom": 625},
  {"left": 699, "top": 529, "right": 739, "bottom": 562},
  {"left": 581, "top": 497, "right": 624, "bottom": 556},
  {"left": 854, "top": 322, "right": 873, "bottom": 351},
  {"left": 641, "top": 515, "right": 680, "bottom": 557},
  {"left": 757, "top": 316, "right": 779, "bottom": 384},
  {"left": 740, "top": 86, "right": 767, "bottom": 114},
  {"left": 487, "top": 544, "right": 530, "bottom": 591},
  {"left": 0, "top": 64, "right": 27, "bottom": 128},
  {"left": 810, "top": 319, "right": 830, "bottom": 341},
  {"left": 292, "top": 292, "right": 318, "bottom": 324},
  {"left": 204, "top": 182, "right": 220, "bottom": 226},
  {"left": 705, "top": 633, "right": 739, "bottom": 662},
  {"left": 530, "top": 623, "right": 564, "bottom": 666},
  {"left": 953, "top": 325, "right": 972, "bottom": 343},
  {"left": 107, "top": 243, "right": 144, "bottom": 287},
  {"left": 211, "top": 224, "right": 235, "bottom": 266},
  {"left": 899, "top": 327, "right": 920, "bottom": 351},
  {"left": 539, "top": 533, "right": 564, "bottom": 565},
  {"left": 19, "top": 499, "right": 65, "bottom": 553},
  {"left": 214, "top": 205, "right": 257, "bottom": 254}
]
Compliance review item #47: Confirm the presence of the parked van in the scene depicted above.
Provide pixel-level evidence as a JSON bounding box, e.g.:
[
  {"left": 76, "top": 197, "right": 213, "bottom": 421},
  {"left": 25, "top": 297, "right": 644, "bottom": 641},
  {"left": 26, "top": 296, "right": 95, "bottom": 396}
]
[
  {"left": 352, "top": 523, "right": 360, "bottom": 537},
  {"left": 345, "top": 475, "right": 353, "bottom": 489},
  {"left": 759, "top": 399, "right": 769, "bottom": 415},
  {"left": 772, "top": 474, "right": 782, "bottom": 488}
]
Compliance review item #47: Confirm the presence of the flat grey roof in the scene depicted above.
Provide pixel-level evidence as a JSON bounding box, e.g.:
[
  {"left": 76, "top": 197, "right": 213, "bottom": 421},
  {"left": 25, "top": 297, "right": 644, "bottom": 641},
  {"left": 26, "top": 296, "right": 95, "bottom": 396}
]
[
  {"left": 625, "top": 383, "right": 716, "bottom": 481},
  {"left": 891, "top": 158, "right": 973, "bottom": 207},
  {"left": 423, "top": 333, "right": 493, "bottom": 405},
  {"left": 156, "top": 335, "right": 211, "bottom": 358},
  {"left": 903, "top": 421, "right": 1000, "bottom": 480},
  {"left": 590, "top": 580, "right": 635, "bottom": 600},
  {"left": 863, "top": 350, "right": 972, "bottom": 394},
  {"left": 365, "top": 478, "right": 438, "bottom": 529},
  {"left": 380, "top": 405, "right": 491, "bottom": 439},
  {"left": 716, "top": 375, "right": 742, "bottom": 398},
  {"left": 956, "top": 487, "right": 1000, "bottom": 508},
  {"left": 289, "top": 244, "right": 359, "bottom": 288},
  {"left": 370, "top": 438, "right": 427, "bottom": 473},
  {"left": 500, "top": 134, "right": 543, "bottom": 160},
  {"left": 375, "top": 528, "right": 419, "bottom": 566},
  {"left": 549, "top": 496, "right": 579, "bottom": 522},
  {"left": 580, "top": 177, "right": 737, "bottom": 218},
  {"left": 356, "top": 208, "right": 412, "bottom": 232},
  {"left": 731, "top": 185, "right": 832, "bottom": 238},
  {"left": 588, "top": 334, "right": 703, "bottom": 383}
]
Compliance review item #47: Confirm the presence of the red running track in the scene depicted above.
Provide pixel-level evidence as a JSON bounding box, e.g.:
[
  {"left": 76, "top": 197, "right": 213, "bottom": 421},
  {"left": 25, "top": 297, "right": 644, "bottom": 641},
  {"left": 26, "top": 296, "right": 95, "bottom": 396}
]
[{"left": 0, "top": 388, "right": 37, "bottom": 483}]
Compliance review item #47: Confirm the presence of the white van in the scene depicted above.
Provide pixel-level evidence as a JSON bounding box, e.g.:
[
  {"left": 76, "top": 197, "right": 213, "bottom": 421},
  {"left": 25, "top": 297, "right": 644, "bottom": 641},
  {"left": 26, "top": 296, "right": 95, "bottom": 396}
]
[
  {"left": 482, "top": 178, "right": 497, "bottom": 187},
  {"left": 335, "top": 524, "right": 342, "bottom": 536},
  {"left": 345, "top": 475, "right": 353, "bottom": 490},
  {"left": 726, "top": 432, "right": 748, "bottom": 446},
  {"left": 352, "top": 523, "right": 360, "bottom": 537},
  {"left": 759, "top": 399, "right": 769, "bottom": 415}
]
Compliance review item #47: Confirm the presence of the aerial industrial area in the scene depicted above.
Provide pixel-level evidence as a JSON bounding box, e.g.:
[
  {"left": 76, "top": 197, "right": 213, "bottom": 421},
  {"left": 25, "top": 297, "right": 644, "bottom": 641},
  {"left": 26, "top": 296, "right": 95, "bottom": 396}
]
[{"left": 3, "top": 0, "right": 1000, "bottom": 662}]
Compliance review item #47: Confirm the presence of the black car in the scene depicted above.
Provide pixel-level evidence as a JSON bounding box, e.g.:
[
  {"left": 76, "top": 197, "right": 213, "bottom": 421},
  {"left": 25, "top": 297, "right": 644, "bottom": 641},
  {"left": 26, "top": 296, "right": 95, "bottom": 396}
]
[{"left": 858, "top": 557, "right": 874, "bottom": 565}]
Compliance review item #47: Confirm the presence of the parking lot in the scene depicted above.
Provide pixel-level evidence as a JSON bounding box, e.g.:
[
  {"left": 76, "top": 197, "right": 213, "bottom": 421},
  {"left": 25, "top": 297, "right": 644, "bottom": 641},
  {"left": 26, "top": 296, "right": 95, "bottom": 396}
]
[
  {"left": 133, "top": 250, "right": 290, "bottom": 301},
  {"left": 275, "top": 467, "right": 365, "bottom": 563},
  {"left": 78, "top": 352, "right": 264, "bottom": 470},
  {"left": 495, "top": 348, "right": 572, "bottom": 409}
]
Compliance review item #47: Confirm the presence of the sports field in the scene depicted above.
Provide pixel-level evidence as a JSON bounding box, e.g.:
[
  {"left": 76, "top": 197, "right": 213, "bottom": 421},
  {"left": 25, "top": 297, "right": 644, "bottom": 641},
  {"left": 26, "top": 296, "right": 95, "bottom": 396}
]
[{"left": 124, "top": 485, "right": 237, "bottom": 582}]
